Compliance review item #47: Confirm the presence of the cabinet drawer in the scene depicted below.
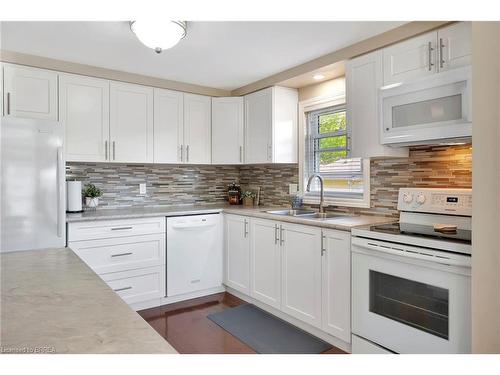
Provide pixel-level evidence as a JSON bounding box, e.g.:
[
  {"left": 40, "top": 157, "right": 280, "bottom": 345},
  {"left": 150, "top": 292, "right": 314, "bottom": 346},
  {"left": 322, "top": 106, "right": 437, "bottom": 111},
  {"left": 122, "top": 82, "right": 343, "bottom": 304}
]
[
  {"left": 101, "top": 266, "right": 165, "bottom": 305},
  {"left": 69, "top": 234, "right": 165, "bottom": 274},
  {"left": 68, "top": 217, "right": 165, "bottom": 241}
]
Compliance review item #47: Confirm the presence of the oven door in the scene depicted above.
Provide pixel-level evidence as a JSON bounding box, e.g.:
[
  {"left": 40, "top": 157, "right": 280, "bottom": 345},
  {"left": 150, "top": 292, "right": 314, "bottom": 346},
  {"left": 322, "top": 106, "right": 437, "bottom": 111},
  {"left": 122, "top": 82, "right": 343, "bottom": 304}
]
[
  {"left": 380, "top": 66, "right": 471, "bottom": 146},
  {"left": 352, "top": 236, "right": 471, "bottom": 354}
]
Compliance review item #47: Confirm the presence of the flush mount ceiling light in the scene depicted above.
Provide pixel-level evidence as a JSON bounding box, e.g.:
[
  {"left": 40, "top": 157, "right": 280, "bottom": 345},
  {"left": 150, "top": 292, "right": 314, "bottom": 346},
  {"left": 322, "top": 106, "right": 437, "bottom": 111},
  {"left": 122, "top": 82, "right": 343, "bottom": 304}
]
[
  {"left": 313, "top": 74, "right": 325, "bottom": 80},
  {"left": 130, "top": 21, "right": 187, "bottom": 54}
]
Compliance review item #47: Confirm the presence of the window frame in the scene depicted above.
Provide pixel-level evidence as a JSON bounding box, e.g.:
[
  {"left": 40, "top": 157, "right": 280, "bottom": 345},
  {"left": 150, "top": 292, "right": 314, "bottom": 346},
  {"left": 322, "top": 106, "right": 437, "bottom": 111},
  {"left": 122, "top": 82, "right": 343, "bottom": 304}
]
[{"left": 298, "top": 95, "right": 371, "bottom": 208}]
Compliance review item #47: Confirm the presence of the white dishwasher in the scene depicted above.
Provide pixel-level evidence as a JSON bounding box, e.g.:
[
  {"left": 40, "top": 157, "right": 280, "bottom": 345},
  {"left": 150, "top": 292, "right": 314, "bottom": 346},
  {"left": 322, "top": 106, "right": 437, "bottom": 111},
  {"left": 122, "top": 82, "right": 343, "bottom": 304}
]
[{"left": 166, "top": 213, "right": 223, "bottom": 297}]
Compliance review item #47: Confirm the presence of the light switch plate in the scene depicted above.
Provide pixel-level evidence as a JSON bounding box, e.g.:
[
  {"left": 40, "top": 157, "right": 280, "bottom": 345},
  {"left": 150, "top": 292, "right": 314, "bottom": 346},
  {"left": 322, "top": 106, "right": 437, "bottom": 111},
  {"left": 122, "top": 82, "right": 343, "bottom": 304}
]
[
  {"left": 139, "top": 183, "right": 147, "bottom": 195},
  {"left": 289, "top": 183, "right": 298, "bottom": 195}
]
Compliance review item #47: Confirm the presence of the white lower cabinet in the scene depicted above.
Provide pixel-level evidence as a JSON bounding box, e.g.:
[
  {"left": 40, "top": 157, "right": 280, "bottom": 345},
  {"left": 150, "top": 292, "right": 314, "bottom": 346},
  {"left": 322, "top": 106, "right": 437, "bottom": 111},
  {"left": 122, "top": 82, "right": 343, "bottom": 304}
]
[
  {"left": 281, "top": 223, "right": 322, "bottom": 328},
  {"left": 249, "top": 218, "right": 281, "bottom": 309},
  {"left": 224, "top": 214, "right": 251, "bottom": 294},
  {"left": 321, "top": 229, "right": 351, "bottom": 342},
  {"left": 68, "top": 217, "right": 166, "bottom": 309}
]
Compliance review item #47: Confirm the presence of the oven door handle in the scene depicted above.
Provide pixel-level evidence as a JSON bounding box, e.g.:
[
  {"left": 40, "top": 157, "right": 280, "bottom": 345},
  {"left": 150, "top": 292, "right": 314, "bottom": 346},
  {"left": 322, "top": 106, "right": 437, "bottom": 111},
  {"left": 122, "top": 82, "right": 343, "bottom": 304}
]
[{"left": 351, "top": 237, "right": 471, "bottom": 268}]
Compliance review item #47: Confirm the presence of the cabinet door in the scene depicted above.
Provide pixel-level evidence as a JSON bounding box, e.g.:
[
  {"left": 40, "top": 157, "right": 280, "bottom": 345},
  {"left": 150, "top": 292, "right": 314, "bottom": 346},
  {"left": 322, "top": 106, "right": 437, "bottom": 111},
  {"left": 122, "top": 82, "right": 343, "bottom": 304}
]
[
  {"left": 250, "top": 218, "right": 281, "bottom": 309},
  {"left": 212, "top": 97, "right": 244, "bottom": 164},
  {"left": 110, "top": 82, "right": 153, "bottom": 163},
  {"left": 245, "top": 87, "right": 273, "bottom": 163},
  {"left": 382, "top": 32, "right": 437, "bottom": 85},
  {"left": 273, "top": 87, "right": 298, "bottom": 163},
  {"left": 224, "top": 215, "right": 250, "bottom": 294},
  {"left": 59, "top": 74, "right": 110, "bottom": 162},
  {"left": 321, "top": 229, "right": 351, "bottom": 342},
  {"left": 154, "top": 88, "right": 184, "bottom": 163},
  {"left": 3, "top": 64, "right": 58, "bottom": 120},
  {"left": 347, "top": 51, "right": 408, "bottom": 158},
  {"left": 183, "top": 93, "right": 211, "bottom": 164},
  {"left": 281, "top": 223, "right": 322, "bottom": 327},
  {"left": 437, "top": 22, "right": 471, "bottom": 72}
]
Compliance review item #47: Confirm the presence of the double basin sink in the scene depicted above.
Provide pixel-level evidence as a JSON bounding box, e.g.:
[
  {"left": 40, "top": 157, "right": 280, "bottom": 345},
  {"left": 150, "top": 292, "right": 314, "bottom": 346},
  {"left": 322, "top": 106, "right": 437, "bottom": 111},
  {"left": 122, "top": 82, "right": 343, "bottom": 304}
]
[{"left": 264, "top": 209, "right": 355, "bottom": 221}]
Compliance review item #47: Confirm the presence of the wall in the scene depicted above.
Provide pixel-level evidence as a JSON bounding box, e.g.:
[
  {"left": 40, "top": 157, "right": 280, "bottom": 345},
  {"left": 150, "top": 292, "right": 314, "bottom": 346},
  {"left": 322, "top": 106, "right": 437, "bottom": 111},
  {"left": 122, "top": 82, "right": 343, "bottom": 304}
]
[{"left": 471, "top": 22, "right": 500, "bottom": 353}]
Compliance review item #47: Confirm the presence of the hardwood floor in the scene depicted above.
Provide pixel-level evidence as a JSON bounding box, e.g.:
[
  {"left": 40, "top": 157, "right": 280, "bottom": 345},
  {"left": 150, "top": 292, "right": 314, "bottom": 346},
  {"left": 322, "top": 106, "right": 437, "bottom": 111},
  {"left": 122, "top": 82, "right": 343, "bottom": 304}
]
[{"left": 138, "top": 292, "right": 346, "bottom": 354}]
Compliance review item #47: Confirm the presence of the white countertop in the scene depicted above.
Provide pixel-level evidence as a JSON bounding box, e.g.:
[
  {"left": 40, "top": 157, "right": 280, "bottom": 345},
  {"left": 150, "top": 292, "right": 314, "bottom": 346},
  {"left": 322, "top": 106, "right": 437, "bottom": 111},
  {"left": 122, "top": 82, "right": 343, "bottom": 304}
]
[{"left": 0, "top": 248, "right": 178, "bottom": 354}]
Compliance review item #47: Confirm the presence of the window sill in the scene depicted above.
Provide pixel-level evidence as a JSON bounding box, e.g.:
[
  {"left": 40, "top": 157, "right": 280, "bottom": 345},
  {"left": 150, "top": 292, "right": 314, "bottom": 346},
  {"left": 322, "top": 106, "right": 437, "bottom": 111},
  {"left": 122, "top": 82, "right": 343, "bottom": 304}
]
[{"left": 303, "top": 196, "right": 370, "bottom": 209}]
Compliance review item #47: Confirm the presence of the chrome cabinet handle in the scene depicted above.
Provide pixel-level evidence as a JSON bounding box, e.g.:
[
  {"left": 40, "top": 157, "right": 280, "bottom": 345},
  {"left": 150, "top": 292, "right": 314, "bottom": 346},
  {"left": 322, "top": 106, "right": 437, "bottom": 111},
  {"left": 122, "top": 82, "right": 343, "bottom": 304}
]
[
  {"left": 111, "top": 252, "right": 133, "bottom": 258},
  {"left": 180, "top": 145, "right": 183, "bottom": 162},
  {"left": 279, "top": 225, "right": 284, "bottom": 246},
  {"left": 243, "top": 219, "right": 249, "bottom": 238},
  {"left": 239, "top": 146, "right": 243, "bottom": 163},
  {"left": 110, "top": 226, "right": 133, "bottom": 231},
  {"left": 112, "top": 141, "right": 116, "bottom": 160},
  {"left": 113, "top": 286, "right": 132, "bottom": 292},
  {"left": 439, "top": 37, "right": 445, "bottom": 69},
  {"left": 6, "top": 92, "right": 10, "bottom": 115},
  {"left": 186, "top": 145, "right": 190, "bottom": 163},
  {"left": 267, "top": 144, "right": 272, "bottom": 161},
  {"left": 274, "top": 224, "right": 279, "bottom": 244},
  {"left": 428, "top": 41, "right": 434, "bottom": 71},
  {"left": 321, "top": 233, "right": 326, "bottom": 256},
  {"left": 105, "top": 140, "right": 108, "bottom": 160}
]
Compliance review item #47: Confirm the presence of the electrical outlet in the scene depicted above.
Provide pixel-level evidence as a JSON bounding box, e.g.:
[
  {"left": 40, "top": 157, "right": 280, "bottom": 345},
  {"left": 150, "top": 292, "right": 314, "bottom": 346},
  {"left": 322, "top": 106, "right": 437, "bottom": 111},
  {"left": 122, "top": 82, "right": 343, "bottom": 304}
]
[
  {"left": 139, "top": 183, "right": 147, "bottom": 195},
  {"left": 289, "top": 183, "right": 298, "bottom": 195}
]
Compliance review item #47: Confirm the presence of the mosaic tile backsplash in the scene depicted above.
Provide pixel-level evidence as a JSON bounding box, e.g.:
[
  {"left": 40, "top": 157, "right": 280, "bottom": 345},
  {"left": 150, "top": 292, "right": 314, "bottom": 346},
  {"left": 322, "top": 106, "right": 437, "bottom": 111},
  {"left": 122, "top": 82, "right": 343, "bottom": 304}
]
[{"left": 67, "top": 145, "right": 471, "bottom": 215}]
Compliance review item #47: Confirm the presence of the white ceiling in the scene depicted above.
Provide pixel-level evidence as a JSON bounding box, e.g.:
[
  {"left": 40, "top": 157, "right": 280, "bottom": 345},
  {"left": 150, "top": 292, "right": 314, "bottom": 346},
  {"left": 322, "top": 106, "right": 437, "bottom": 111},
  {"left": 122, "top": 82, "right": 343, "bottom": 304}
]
[{"left": 0, "top": 21, "right": 404, "bottom": 90}]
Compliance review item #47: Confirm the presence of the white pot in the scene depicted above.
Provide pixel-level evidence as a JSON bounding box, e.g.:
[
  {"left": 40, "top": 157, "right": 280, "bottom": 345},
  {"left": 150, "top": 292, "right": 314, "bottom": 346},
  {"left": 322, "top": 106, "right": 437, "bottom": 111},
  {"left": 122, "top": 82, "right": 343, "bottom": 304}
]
[{"left": 85, "top": 197, "right": 99, "bottom": 208}]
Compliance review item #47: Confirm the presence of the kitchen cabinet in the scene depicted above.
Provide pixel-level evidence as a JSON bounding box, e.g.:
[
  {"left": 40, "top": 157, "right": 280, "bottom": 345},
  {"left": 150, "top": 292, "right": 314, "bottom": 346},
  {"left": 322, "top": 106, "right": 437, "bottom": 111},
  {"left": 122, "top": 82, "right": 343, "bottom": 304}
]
[
  {"left": 437, "top": 22, "right": 471, "bottom": 72},
  {"left": 212, "top": 97, "right": 244, "bottom": 164},
  {"left": 59, "top": 74, "right": 110, "bottom": 162},
  {"left": 281, "top": 222, "right": 322, "bottom": 328},
  {"left": 110, "top": 81, "right": 154, "bottom": 163},
  {"left": 3, "top": 64, "right": 58, "bottom": 120},
  {"left": 347, "top": 51, "right": 408, "bottom": 158},
  {"left": 224, "top": 214, "right": 251, "bottom": 294},
  {"left": 249, "top": 218, "right": 281, "bottom": 309},
  {"left": 382, "top": 22, "right": 471, "bottom": 85},
  {"left": 244, "top": 86, "right": 298, "bottom": 164},
  {"left": 321, "top": 229, "right": 351, "bottom": 342},
  {"left": 183, "top": 93, "right": 212, "bottom": 164},
  {"left": 153, "top": 88, "right": 184, "bottom": 163}
]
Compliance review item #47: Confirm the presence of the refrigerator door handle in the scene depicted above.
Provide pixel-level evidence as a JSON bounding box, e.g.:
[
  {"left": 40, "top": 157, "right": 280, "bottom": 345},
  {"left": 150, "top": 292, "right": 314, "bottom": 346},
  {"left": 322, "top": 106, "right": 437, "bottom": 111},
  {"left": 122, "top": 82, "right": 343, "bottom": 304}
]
[{"left": 57, "top": 147, "right": 65, "bottom": 238}]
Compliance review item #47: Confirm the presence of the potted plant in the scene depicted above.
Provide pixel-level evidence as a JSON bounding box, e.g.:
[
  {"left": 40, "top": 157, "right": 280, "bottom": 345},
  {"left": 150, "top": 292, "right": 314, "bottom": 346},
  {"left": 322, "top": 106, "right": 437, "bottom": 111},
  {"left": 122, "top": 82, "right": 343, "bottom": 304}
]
[
  {"left": 83, "top": 183, "right": 102, "bottom": 209},
  {"left": 241, "top": 191, "right": 256, "bottom": 207}
]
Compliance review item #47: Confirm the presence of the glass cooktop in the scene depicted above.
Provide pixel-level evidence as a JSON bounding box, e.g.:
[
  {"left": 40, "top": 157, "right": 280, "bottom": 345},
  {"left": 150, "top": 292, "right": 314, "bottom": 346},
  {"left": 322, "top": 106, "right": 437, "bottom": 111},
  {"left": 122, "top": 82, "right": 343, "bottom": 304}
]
[{"left": 368, "top": 222, "right": 472, "bottom": 245}]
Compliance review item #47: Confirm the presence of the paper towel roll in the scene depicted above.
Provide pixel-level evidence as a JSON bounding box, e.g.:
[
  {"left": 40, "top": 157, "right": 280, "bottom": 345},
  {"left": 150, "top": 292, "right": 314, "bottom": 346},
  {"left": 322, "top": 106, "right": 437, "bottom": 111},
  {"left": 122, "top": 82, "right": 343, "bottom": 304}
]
[{"left": 67, "top": 180, "right": 83, "bottom": 213}]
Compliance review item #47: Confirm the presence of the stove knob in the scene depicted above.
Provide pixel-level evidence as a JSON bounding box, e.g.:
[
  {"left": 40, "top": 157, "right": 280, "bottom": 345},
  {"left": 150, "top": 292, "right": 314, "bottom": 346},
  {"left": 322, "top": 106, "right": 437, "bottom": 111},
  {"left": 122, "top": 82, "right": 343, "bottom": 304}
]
[
  {"left": 403, "top": 192, "right": 413, "bottom": 203},
  {"left": 416, "top": 194, "right": 426, "bottom": 204}
]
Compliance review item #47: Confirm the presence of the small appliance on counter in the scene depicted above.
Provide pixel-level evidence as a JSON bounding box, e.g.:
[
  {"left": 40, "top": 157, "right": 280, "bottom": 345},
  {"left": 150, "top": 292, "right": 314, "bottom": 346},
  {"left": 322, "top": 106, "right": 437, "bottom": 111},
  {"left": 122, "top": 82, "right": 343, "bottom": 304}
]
[
  {"left": 227, "top": 182, "right": 241, "bottom": 205},
  {"left": 66, "top": 180, "right": 83, "bottom": 213}
]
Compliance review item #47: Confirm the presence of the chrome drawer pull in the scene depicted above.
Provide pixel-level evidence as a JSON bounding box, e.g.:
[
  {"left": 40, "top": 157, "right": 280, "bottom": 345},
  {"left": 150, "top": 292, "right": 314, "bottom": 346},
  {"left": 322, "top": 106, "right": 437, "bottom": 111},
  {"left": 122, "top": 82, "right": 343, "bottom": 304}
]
[
  {"left": 110, "top": 226, "right": 133, "bottom": 231},
  {"left": 113, "top": 286, "right": 132, "bottom": 292},
  {"left": 110, "top": 252, "right": 133, "bottom": 258}
]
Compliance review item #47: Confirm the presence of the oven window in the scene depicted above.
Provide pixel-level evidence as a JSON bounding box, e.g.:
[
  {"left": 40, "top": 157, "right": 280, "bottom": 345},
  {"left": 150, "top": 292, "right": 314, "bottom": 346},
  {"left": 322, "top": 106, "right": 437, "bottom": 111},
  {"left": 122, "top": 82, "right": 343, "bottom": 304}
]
[{"left": 369, "top": 270, "right": 449, "bottom": 340}]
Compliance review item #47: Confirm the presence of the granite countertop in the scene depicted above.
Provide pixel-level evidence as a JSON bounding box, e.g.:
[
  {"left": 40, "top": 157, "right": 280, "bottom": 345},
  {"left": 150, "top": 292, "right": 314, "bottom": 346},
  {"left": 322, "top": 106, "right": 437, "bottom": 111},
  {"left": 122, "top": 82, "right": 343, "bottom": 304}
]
[
  {"left": 0, "top": 248, "right": 178, "bottom": 354},
  {"left": 67, "top": 204, "right": 396, "bottom": 231}
]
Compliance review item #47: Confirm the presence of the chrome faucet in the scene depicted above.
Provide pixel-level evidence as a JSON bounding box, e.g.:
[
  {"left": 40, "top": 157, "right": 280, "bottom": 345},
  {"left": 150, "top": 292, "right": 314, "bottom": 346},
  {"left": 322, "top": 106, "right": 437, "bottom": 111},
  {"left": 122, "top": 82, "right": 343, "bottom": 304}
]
[{"left": 306, "top": 174, "right": 326, "bottom": 216}]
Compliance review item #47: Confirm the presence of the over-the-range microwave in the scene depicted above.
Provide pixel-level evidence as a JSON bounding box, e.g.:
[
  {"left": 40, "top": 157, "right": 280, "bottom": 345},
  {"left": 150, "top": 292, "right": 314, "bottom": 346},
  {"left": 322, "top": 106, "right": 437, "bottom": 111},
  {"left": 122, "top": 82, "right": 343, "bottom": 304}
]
[{"left": 379, "top": 66, "right": 472, "bottom": 146}]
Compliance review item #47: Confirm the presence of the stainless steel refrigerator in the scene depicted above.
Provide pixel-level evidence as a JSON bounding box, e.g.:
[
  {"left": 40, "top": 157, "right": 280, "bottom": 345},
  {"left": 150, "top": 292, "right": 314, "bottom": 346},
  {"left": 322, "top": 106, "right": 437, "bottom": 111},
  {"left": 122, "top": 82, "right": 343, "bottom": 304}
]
[{"left": 1, "top": 117, "right": 66, "bottom": 252}]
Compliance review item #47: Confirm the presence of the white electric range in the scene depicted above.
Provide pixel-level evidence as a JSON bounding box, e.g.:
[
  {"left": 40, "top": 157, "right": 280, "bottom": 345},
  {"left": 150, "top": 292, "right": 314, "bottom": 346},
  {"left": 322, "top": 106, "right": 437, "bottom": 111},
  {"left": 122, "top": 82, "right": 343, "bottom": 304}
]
[{"left": 351, "top": 188, "right": 472, "bottom": 354}]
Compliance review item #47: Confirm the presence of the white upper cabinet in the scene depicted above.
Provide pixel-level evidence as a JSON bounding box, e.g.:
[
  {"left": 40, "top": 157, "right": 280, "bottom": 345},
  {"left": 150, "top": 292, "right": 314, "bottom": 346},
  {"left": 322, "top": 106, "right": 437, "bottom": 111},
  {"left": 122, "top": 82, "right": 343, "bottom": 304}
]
[
  {"left": 382, "top": 32, "right": 437, "bottom": 86},
  {"left": 281, "top": 223, "right": 322, "bottom": 328},
  {"left": 347, "top": 51, "right": 409, "bottom": 158},
  {"left": 224, "top": 214, "right": 251, "bottom": 294},
  {"left": 212, "top": 97, "right": 244, "bottom": 164},
  {"left": 183, "top": 93, "right": 212, "bottom": 164},
  {"left": 3, "top": 64, "right": 58, "bottom": 120},
  {"left": 110, "top": 82, "right": 154, "bottom": 163},
  {"left": 60, "top": 74, "right": 110, "bottom": 162},
  {"left": 321, "top": 229, "right": 351, "bottom": 342},
  {"left": 250, "top": 218, "right": 282, "bottom": 309},
  {"left": 153, "top": 88, "right": 184, "bottom": 163},
  {"left": 437, "top": 22, "right": 471, "bottom": 72},
  {"left": 245, "top": 86, "right": 298, "bottom": 164}
]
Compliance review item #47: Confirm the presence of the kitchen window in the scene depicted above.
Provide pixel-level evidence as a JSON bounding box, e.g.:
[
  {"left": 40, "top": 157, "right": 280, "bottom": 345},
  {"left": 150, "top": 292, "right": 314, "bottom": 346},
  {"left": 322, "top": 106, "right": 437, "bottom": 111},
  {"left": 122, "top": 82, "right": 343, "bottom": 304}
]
[{"left": 300, "top": 100, "right": 370, "bottom": 208}]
